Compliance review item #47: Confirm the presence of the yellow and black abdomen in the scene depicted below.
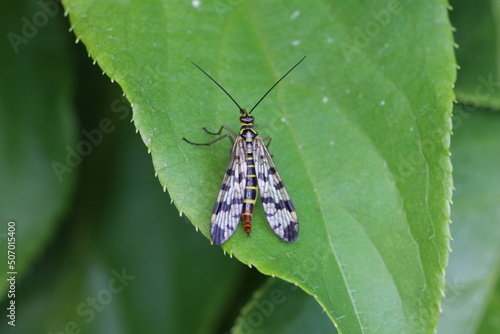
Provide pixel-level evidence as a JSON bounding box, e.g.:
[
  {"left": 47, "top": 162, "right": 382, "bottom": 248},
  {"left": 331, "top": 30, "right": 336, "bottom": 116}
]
[{"left": 241, "top": 127, "right": 258, "bottom": 235}]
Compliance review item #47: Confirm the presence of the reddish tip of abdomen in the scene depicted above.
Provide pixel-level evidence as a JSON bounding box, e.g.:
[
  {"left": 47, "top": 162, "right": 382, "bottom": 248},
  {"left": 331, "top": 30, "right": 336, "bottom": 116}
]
[{"left": 242, "top": 214, "right": 252, "bottom": 235}]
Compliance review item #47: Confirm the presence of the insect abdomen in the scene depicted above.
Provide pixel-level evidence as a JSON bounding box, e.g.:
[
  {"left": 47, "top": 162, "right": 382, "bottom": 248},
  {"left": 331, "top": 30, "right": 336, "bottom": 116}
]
[{"left": 242, "top": 133, "right": 257, "bottom": 236}]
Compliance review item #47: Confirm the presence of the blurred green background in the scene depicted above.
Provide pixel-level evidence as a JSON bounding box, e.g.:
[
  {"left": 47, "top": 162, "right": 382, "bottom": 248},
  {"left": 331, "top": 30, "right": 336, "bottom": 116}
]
[{"left": 0, "top": 0, "right": 499, "bottom": 333}]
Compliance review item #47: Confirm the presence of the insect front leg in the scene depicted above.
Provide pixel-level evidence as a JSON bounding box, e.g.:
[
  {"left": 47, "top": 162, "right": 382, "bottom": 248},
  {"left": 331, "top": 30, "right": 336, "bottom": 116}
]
[
  {"left": 182, "top": 125, "right": 237, "bottom": 146},
  {"left": 202, "top": 125, "right": 238, "bottom": 137}
]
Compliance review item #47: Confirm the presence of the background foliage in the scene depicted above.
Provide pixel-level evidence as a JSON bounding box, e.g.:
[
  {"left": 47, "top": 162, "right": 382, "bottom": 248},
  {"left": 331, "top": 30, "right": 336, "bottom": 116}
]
[{"left": 0, "top": 0, "right": 498, "bottom": 333}]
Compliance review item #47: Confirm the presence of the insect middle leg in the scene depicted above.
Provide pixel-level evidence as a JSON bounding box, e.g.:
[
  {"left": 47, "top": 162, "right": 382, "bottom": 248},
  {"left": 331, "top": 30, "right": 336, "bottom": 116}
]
[{"left": 182, "top": 125, "right": 237, "bottom": 146}]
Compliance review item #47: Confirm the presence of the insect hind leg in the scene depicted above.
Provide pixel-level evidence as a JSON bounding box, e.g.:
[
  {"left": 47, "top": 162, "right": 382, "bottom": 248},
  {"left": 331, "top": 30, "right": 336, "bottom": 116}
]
[{"left": 262, "top": 136, "right": 273, "bottom": 149}]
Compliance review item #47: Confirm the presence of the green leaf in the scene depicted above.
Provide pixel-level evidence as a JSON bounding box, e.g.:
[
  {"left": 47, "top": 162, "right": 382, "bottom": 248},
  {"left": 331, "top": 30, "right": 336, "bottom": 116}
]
[
  {"left": 477, "top": 275, "right": 500, "bottom": 334},
  {"left": 233, "top": 278, "right": 334, "bottom": 333},
  {"left": 438, "top": 107, "right": 500, "bottom": 334},
  {"left": 63, "top": 0, "right": 455, "bottom": 332},
  {"left": 451, "top": 0, "right": 500, "bottom": 108},
  {"left": 0, "top": 0, "right": 76, "bottom": 294}
]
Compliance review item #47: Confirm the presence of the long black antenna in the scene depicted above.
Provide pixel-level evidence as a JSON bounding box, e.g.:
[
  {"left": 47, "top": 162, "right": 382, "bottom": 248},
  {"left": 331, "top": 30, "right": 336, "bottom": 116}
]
[
  {"left": 191, "top": 61, "right": 244, "bottom": 111},
  {"left": 249, "top": 56, "right": 306, "bottom": 114},
  {"left": 191, "top": 56, "right": 306, "bottom": 114}
]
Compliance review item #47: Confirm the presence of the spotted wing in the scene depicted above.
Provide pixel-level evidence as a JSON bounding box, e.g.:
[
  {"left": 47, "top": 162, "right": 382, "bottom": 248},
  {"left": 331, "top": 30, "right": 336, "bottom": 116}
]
[
  {"left": 255, "top": 137, "right": 299, "bottom": 242},
  {"left": 210, "top": 137, "right": 246, "bottom": 245}
]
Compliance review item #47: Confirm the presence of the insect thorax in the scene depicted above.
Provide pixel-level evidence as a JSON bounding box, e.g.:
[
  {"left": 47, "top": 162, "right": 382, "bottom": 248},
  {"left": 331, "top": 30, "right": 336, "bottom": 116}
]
[
  {"left": 239, "top": 125, "right": 257, "bottom": 140},
  {"left": 240, "top": 125, "right": 257, "bottom": 141}
]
